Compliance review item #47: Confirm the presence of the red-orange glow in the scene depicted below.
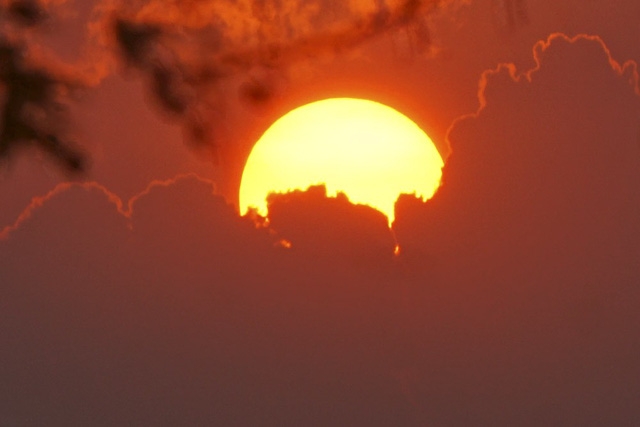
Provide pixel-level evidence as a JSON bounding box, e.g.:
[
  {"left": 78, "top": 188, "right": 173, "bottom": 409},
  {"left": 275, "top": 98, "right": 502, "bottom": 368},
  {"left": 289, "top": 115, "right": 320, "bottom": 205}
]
[{"left": 276, "top": 239, "right": 292, "bottom": 249}]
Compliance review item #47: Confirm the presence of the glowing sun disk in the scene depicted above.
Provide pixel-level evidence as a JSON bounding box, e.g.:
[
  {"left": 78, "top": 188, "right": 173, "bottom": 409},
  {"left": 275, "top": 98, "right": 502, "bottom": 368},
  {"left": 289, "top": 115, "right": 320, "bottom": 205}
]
[{"left": 239, "top": 98, "right": 443, "bottom": 224}]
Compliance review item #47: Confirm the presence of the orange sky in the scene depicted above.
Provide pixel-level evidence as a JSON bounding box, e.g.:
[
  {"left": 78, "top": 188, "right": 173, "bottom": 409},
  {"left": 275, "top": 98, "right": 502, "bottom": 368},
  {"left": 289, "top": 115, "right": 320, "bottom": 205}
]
[{"left": 2, "top": 1, "right": 640, "bottom": 425}]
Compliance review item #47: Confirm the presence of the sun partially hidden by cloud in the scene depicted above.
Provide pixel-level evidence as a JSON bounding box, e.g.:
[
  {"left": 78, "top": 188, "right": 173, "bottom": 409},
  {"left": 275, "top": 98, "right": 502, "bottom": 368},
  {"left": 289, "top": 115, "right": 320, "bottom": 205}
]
[
  {"left": 2, "top": 28, "right": 640, "bottom": 425},
  {"left": 239, "top": 97, "right": 443, "bottom": 224}
]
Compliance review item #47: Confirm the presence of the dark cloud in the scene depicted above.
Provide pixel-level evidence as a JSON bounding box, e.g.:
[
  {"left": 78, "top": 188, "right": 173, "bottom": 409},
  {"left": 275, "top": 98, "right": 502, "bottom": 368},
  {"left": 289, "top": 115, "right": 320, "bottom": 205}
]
[
  {"left": 4, "top": 32, "right": 639, "bottom": 426},
  {"left": 7, "top": 0, "right": 47, "bottom": 27},
  {"left": 112, "top": 17, "right": 161, "bottom": 68},
  {"left": 2, "top": 10, "right": 640, "bottom": 427},
  {"left": 394, "top": 34, "right": 640, "bottom": 424},
  {"left": 108, "top": 0, "right": 447, "bottom": 153},
  {"left": 266, "top": 185, "right": 397, "bottom": 262},
  {"left": 5, "top": 0, "right": 439, "bottom": 170},
  {"left": 238, "top": 77, "right": 277, "bottom": 108},
  {"left": 0, "top": 176, "right": 416, "bottom": 425},
  {"left": 0, "top": 5, "right": 87, "bottom": 173}
]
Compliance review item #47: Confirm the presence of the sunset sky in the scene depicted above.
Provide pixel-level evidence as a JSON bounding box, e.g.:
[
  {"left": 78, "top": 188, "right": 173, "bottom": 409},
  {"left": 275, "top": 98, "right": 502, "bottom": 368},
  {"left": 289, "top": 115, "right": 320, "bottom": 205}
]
[{"left": 2, "top": 1, "right": 640, "bottom": 425}]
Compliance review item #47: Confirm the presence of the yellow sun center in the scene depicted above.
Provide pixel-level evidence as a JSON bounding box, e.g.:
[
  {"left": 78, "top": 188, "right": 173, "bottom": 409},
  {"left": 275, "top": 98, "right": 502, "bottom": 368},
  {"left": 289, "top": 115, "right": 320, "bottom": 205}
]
[{"left": 239, "top": 98, "right": 443, "bottom": 224}]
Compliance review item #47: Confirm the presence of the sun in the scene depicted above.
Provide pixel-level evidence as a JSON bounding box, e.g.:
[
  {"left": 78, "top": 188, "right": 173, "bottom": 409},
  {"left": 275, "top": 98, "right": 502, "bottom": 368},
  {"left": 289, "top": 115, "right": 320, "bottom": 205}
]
[{"left": 239, "top": 98, "right": 443, "bottom": 224}]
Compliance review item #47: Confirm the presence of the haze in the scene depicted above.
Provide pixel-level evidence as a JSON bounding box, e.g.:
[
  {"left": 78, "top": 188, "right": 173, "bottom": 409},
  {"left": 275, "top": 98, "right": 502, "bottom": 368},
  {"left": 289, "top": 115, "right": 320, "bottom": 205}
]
[{"left": 1, "top": 1, "right": 640, "bottom": 425}]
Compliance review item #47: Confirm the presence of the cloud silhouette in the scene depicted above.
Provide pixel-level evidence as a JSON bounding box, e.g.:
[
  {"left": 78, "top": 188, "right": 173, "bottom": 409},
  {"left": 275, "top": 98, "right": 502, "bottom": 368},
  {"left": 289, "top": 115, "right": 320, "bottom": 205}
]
[
  {"left": 266, "top": 185, "right": 397, "bottom": 262},
  {"left": 394, "top": 34, "right": 640, "bottom": 425},
  {"left": 0, "top": 33, "right": 87, "bottom": 172},
  {"left": 2, "top": 18, "right": 640, "bottom": 427},
  {"left": 107, "top": 0, "right": 448, "bottom": 153},
  {"left": 0, "top": 175, "right": 418, "bottom": 425}
]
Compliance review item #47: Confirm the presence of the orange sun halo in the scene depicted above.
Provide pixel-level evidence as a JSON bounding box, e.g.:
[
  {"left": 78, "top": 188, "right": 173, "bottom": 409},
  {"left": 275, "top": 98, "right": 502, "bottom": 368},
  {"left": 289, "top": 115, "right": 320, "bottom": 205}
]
[{"left": 239, "top": 98, "right": 443, "bottom": 224}]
